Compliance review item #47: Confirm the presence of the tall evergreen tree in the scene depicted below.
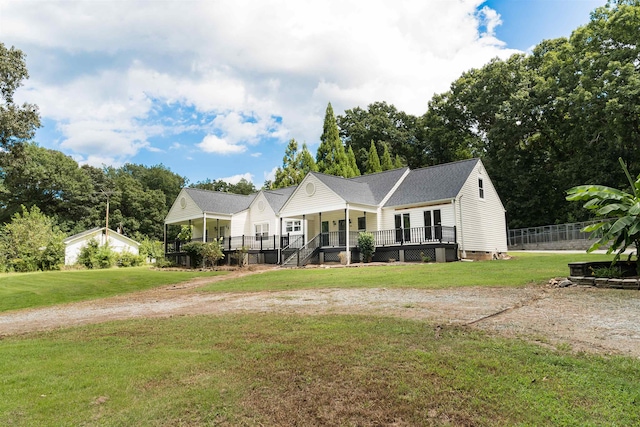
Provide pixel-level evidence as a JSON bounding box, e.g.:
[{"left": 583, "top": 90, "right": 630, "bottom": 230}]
[
  {"left": 365, "top": 140, "right": 382, "bottom": 174},
  {"left": 273, "top": 140, "right": 319, "bottom": 188},
  {"left": 394, "top": 154, "right": 404, "bottom": 168},
  {"left": 380, "top": 143, "right": 394, "bottom": 171},
  {"left": 316, "top": 102, "right": 354, "bottom": 177},
  {"left": 299, "top": 143, "right": 318, "bottom": 175},
  {"left": 274, "top": 139, "right": 302, "bottom": 188},
  {"left": 346, "top": 145, "right": 360, "bottom": 176}
]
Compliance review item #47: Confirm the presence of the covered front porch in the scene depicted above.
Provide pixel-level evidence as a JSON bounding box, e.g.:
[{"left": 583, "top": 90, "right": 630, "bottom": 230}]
[{"left": 165, "top": 204, "right": 457, "bottom": 267}]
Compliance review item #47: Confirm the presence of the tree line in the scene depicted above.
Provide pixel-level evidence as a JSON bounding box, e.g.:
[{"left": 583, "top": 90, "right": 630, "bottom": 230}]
[
  {"left": 1, "top": 0, "right": 638, "bottom": 259},
  {"left": 269, "top": 0, "right": 640, "bottom": 229}
]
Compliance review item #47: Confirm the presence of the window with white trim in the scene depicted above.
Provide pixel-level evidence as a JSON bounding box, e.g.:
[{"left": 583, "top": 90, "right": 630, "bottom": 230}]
[
  {"left": 255, "top": 223, "right": 269, "bottom": 239},
  {"left": 285, "top": 220, "right": 302, "bottom": 233},
  {"left": 478, "top": 177, "right": 485, "bottom": 199}
]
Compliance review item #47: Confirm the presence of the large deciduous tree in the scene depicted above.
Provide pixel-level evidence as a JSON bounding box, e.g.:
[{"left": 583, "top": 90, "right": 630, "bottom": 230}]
[
  {"left": 419, "top": 0, "right": 640, "bottom": 229},
  {"left": 337, "top": 102, "right": 419, "bottom": 170},
  {"left": 0, "top": 43, "right": 40, "bottom": 150},
  {"left": 0, "top": 143, "right": 94, "bottom": 230}
]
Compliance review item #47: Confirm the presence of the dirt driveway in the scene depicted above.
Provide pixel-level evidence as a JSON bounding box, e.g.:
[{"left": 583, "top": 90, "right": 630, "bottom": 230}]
[{"left": 1, "top": 268, "right": 639, "bottom": 358}]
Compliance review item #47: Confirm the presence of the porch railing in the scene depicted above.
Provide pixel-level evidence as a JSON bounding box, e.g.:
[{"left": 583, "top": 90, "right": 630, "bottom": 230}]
[
  {"left": 166, "top": 225, "right": 456, "bottom": 254},
  {"left": 374, "top": 225, "right": 456, "bottom": 247}
]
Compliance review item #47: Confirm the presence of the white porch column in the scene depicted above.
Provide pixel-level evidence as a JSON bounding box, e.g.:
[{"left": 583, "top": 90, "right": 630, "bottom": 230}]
[
  {"left": 345, "top": 205, "right": 350, "bottom": 265},
  {"left": 203, "top": 213, "right": 207, "bottom": 242}
]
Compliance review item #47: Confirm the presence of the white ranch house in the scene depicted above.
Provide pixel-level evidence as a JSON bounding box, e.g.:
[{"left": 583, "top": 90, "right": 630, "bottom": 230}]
[
  {"left": 63, "top": 227, "right": 140, "bottom": 266},
  {"left": 164, "top": 158, "right": 507, "bottom": 266}
]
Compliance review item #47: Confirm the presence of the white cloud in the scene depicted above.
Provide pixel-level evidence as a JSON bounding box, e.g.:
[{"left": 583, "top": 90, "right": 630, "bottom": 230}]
[
  {"left": 264, "top": 166, "right": 278, "bottom": 183},
  {"left": 2, "top": 0, "right": 520, "bottom": 167},
  {"left": 220, "top": 172, "right": 254, "bottom": 184},
  {"left": 477, "top": 6, "right": 503, "bottom": 37},
  {"left": 197, "top": 135, "right": 246, "bottom": 154}
]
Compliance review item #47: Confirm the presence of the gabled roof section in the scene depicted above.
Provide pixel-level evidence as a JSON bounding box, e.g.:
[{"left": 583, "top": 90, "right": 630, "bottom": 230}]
[
  {"left": 384, "top": 158, "right": 480, "bottom": 207},
  {"left": 184, "top": 187, "right": 255, "bottom": 214},
  {"left": 350, "top": 167, "right": 409, "bottom": 204},
  {"left": 263, "top": 185, "right": 297, "bottom": 214},
  {"left": 64, "top": 227, "right": 102, "bottom": 243},
  {"left": 311, "top": 172, "right": 378, "bottom": 205},
  {"left": 63, "top": 227, "right": 140, "bottom": 246}
]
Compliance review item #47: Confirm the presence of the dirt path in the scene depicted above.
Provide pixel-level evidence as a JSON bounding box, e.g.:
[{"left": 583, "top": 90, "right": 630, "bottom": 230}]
[{"left": 1, "top": 269, "right": 639, "bottom": 358}]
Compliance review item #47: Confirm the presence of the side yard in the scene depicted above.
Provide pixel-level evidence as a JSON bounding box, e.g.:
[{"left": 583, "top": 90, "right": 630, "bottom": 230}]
[{"left": 1, "top": 252, "right": 638, "bottom": 426}]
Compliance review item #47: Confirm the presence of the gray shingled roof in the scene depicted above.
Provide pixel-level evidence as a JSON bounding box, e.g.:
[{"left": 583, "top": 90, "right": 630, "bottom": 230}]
[
  {"left": 263, "top": 186, "right": 297, "bottom": 214},
  {"left": 184, "top": 188, "right": 254, "bottom": 214},
  {"left": 311, "top": 172, "right": 378, "bottom": 205},
  {"left": 350, "top": 167, "right": 409, "bottom": 204},
  {"left": 384, "top": 158, "right": 479, "bottom": 207}
]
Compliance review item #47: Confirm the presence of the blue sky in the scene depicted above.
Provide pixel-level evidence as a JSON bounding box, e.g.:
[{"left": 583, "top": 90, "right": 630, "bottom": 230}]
[{"left": 0, "top": 0, "right": 605, "bottom": 187}]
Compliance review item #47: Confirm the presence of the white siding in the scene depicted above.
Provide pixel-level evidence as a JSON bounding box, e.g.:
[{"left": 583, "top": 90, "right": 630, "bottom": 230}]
[
  {"left": 230, "top": 210, "right": 248, "bottom": 237},
  {"left": 381, "top": 203, "right": 455, "bottom": 231},
  {"left": 455, "top": 161, "right": 507, "bottom": 254},
  {"left": 165, "top": 189, "right": 202, "bottom": 224},
  {"left": 65, "top": 230, "right": 139, "bottom": 265},
  {"left": 280, "top": 175, "right": 347, "bottom": 217},
  {"left": 246, "top": 193, "right": 278, "bottom": 236}
]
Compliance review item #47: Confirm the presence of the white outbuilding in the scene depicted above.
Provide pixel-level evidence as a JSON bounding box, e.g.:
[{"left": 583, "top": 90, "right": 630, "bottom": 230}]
[{"left": 63, "top": 227, "right": 140, "bottom": 265}]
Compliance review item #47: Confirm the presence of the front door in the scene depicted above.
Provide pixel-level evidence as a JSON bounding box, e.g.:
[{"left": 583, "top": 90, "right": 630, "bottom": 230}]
[
  {"left": 338, "top": 219, "right": 346, "bottom": 246},
  {"left": 321, "top": 221, "right": 329, "bottom": 246},
  {"left": 395, "top": 213, "right": 411, "bottom": 242},
  {"left": 433, "top": 209, "right": 442, "bottom": 240},
  {"left": 395, "top": 214, "right": 403, "bottom": 242}
]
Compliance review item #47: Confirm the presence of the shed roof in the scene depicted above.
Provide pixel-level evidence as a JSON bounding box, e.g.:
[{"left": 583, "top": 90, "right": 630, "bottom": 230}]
[
  {"left": 184, "top": 187, "right": 254, "bottom": 215},
  {"left": 384, "top": 158, "right": 479, "bottom": 207}
]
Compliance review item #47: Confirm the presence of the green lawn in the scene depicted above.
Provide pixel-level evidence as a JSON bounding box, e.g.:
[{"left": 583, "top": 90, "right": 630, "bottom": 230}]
[
  {"left": 1, "top": 314, "right": 638, "bottom": 426},
  {"left": 0, "top": 267, "right": 226, "bottom": 313},
  {"left": 202, "top": 252, "right": 613, "bottom": 292}
]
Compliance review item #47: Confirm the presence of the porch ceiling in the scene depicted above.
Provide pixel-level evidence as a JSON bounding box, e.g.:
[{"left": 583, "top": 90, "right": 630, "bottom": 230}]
[{"left": 165, "top": 213, "right": 232, "bottom": 226}]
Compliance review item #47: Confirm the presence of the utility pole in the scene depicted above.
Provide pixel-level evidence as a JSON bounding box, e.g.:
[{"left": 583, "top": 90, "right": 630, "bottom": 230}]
[{"left": 101, "top": 189, "right": 116, "bottom": 242}]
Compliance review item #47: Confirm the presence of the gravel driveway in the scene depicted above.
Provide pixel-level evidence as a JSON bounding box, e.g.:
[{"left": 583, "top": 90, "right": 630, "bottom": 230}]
[{"left": 1, "top": 270, "right": 639, "bottom": 358}]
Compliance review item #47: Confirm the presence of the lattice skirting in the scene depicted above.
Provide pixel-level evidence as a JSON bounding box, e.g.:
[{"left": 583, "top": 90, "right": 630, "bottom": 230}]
[
  {"left": 404, "top": 248, "right": 435, "bottom": 262},
  {"left": 324, "top": 251, "right": 341, "bottom": 263},
  {"left": 264, "top": 252, "right": 279, "bottom": 264},
  {"left": 372, "top": 249, "right": 400, "bottom": 262}
]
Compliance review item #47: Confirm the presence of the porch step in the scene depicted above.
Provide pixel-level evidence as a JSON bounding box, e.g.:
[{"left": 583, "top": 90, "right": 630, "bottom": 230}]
[{"left": 282, "top": 247, "right": 317, "bottom": 267}]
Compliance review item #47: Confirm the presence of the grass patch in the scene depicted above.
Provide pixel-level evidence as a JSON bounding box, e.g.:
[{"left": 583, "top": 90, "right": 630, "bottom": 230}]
[
  {"left": 0, "top": 267, "right": 226, "bottom": 312},
  {"left": 203, "top": 252, "right": 613, "bottom": 292},
  {"left": 0, "top": 314, "right": 638, "bottom": 426}
]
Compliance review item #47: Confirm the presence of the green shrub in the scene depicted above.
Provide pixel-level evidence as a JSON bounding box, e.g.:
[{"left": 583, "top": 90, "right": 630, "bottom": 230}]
[
  {"left": 137, "top": 237, "right": 164, "bottom": 263},
  {"left": 590, "top": 266, "right": 623, "bottom": 278},
  {"left": 182, "top": 239, "right": 224, "bottom": 268},
  {"left": 0, "top": 205, "right": 65, "bottom": 272},
  {"left": 117, "top": 251, "right": 145, "bottom": 268},
  {"left": 177, "top": 225, "right": 192, "bottom": 241},
  {"left": 357, "top": 232, "right": 375, "bottom": 262},
  {"left": 77, "top": 239, "right": 116, "bottom": 269}
]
